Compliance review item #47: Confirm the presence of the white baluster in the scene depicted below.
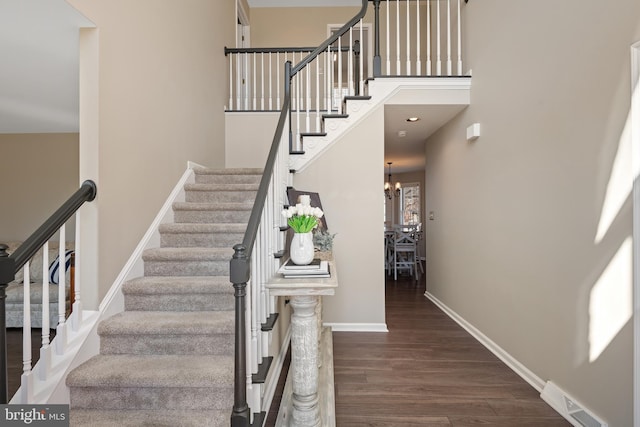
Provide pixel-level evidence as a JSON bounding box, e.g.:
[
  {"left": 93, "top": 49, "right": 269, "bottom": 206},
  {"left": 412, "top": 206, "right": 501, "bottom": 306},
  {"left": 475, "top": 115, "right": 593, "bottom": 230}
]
[
  {"left": 261, "top": 53, "right": 265, "bottom": 110},
  {"left": 247, "top": 248, "right": 259, "bottom": 413},
  {"left": 269, "top": 53, "right": 273, "bottom": 110},
  {"left": 447, "top": 0, "right": 452, "bottom": 75},
  {"left": 39, "top": 242, "right": 51, "bottom": 380},
  {"left": 406, "top": 0, "right": 411, "bottom": 75},
  {"left": 56, "top": 224, "right": 67, "bottom": 355},
  {"left": 416, "top": 0, "right": 421, "bottom": 75},
  {"left": 41, "top": 243, "right": 49, "bottom": 337},
  {"left": 306, "top": 64, "right": 310, "bottom": 133},
  {"left": 457, "top": 0, "right": 462, "bottom": 75},
  {"left": 244, "top": 53, "right": 249, "bottom": 110},
  {"left": 316, "top": 58, "right": 321, "bottom": 131},
  {"left": 229, "top": 54, "right": 234, "bottom": 110},
  {"left": 427, "top": 0, "right": 432, "bottom": 76},
  {"left": 324, "top": 49, "right": 329, "bottom": 112},
  {"left": 21, "top": 262, "right": 33, "bottom": 402},
  {"left": 296, "top": 72, "right": 301, "bottom": 150},
  {"left": 252, "top": 241, "right": 260, "bottom": 373},
  {"left": 329, "top": 47, "right": 335, "bottom": 111},
  {"left": 437, "top": 0, "right": 442, "bottom": 76},
  {"left": 252, "top": 54, "right": 257, "bottom": 110},
  {"left": 386, "top": 0, "right": 390, "bottom": 74},
  {"left": 71, "top": 219, "right": 83, "bottom": 331},
  {"left": 396, "top": 0, "right": 400, "bottom": 74},
  {"left": 277, "top": 52, "right": 281, "bottom": 107},
  {"left": 338, "top": 36, "right": 342, "bottom": 104},
  {"left": 349, "top": 28, "right": 354, "bottom": 96},
  {"left": 359, "top": 20, "right": 364, "bottom": 93}
]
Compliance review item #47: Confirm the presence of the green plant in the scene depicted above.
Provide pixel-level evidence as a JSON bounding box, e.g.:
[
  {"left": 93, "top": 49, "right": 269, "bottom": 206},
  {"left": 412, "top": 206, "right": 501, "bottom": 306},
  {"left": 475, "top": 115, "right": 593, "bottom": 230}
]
[{"left": 313, "top": 229, "right": 336, "bottom": 251}]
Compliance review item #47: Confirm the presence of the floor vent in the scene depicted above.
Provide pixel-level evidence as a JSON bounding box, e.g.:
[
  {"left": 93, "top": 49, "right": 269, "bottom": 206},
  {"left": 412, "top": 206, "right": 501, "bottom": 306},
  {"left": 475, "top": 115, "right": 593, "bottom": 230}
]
[{"left": 540, "top": 381, "right": 607, "bottom": 427}]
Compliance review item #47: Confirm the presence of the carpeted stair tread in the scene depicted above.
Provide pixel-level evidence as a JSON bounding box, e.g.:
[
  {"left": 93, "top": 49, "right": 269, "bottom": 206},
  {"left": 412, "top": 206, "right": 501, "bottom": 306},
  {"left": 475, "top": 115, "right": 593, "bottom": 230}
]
[
  {"left": 98, "top": 311, "right": 234, "bottom": 336},
  {"left": 158, "top": 223, "right": 246, "bottom": 248},
  {"left": 159, "top": 223, "right": 247, "bottom": 233},
  {"left": 70, "top": 409, "right": 228, "bottom": 427},
  {"left": 173, "top": 202, "right": 254, "bottom": 211},
  {"left": 67, "top": 354, "right": 233, "bottom": 388},
  {"left": 184, "top": 183, "right": 259, "bottom": 191},
  {"left": 68, "top": 167, "right": 267, "bottom": 420},
  {"left": 193, "top": 167, "right": 263, "bottom": 175},
  {"left": 123, "top": 276, "right": 232, "bottom": 295},
  {"left": 142, "top": 247, "right": 233, "bottom": 261}
]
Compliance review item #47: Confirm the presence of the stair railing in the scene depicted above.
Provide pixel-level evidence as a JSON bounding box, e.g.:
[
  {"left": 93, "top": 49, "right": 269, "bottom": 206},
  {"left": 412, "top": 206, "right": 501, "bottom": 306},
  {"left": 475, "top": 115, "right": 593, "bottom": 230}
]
[
  {"left": 0, "top": 180, "right": 97, "bottom": 404},
  {"left": 371, "top": 0, "right": 464, "bottom": 77},
  {"left": 224, "top": 1, "right": 467, "bottom": 113},
  {"left": 229, "top": 1, "right": 369, "bottom": 426}
]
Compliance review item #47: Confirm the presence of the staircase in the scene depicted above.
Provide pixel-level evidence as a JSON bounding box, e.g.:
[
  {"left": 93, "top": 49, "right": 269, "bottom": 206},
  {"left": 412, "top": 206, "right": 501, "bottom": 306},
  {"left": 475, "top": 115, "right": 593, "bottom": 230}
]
[{"left": 66, "top": 167, "right": 262, "bottom": 427}]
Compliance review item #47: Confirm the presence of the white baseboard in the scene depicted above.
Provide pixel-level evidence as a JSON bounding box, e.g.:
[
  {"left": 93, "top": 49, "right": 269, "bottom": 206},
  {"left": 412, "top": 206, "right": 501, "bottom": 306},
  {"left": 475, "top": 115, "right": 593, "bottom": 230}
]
[
  {"left": 424, "top": 291, "right": 545, "bottom": 391},
  {"left": 324, "top": 322, "right": 388, "bottom": 332}
]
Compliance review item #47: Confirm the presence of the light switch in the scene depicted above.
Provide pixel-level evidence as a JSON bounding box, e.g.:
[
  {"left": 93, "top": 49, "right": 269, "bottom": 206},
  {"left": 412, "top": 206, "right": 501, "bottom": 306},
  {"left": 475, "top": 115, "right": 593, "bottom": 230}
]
[{"left": 429, "top": 211, "right": 435, "bottom": 220}]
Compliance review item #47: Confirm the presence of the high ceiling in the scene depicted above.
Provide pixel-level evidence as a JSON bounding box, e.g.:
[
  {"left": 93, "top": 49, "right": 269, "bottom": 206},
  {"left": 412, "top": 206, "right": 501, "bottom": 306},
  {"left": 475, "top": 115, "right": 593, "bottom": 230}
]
[
  {"left": 2, "top": 0, "right": 460, "bottom": 173},
  {"left": 0, "top": 0, "right": 93, "bottom": 134}
]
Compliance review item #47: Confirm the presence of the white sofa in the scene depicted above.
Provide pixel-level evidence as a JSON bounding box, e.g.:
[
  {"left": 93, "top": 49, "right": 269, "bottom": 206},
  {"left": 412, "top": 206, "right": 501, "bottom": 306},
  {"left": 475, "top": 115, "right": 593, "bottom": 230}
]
[{"left": 4, "top": 241, "right": 73, "bottom": 329}]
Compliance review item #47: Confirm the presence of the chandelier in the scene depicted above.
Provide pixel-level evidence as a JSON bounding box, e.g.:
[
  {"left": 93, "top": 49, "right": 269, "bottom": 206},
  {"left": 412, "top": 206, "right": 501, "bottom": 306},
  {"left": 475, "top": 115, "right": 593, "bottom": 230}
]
[{"left": 384, "top": 162, "right": 401, "bottom": 199}]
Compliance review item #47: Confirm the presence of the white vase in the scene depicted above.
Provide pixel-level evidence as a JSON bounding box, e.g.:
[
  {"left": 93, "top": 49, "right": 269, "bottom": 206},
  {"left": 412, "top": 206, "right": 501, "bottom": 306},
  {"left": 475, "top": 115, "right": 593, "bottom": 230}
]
[{"left": 290, "top": 232, "right": 314, "bottom": 265}]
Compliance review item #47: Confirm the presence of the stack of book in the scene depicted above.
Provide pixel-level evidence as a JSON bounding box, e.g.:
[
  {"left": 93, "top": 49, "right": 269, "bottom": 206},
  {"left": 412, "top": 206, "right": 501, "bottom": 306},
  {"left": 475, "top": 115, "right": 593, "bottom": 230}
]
[{"left": 278, "top": 258, "right": 330, "bottom": 278}]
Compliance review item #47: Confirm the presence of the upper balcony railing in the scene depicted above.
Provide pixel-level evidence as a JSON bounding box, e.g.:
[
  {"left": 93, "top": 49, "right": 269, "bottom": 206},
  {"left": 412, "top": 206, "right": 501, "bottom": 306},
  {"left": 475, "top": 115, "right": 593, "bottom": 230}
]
[{"left": 225, "top": 0, "right": 466, "bottom": 116}]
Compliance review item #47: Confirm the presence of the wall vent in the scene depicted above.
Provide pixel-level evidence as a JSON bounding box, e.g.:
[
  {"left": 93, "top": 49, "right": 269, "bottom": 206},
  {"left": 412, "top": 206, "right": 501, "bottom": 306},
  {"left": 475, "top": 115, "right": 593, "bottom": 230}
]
[{"left": 540, "top": 381, "right": 608, "bottom": 427}]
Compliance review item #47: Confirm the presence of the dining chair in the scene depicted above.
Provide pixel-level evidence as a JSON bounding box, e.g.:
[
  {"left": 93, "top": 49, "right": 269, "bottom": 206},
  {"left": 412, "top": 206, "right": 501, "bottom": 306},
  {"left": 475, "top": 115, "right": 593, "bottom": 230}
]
[
  {"left": 393, "top": 228, "right": 418, "bottom": 280},
  {"left": 384, "top": 230, "right": 395, "bottom": 275}
]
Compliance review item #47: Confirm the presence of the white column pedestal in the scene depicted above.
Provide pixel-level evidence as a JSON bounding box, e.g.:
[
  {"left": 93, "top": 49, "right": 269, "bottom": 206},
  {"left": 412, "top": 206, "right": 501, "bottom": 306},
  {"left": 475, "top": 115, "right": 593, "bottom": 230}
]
[{"left": 268, "top": 260, "right": 338, "bottom": 427}]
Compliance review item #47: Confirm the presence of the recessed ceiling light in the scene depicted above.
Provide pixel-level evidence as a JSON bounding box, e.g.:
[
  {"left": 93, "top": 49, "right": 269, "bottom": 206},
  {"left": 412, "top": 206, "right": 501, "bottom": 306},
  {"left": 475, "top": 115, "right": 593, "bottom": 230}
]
[
  {"left": 406, "top": 117, "right": 420, "bottom": 122},
  {"left": 398, "top": 130, "right": 407, "bottom": 137}
]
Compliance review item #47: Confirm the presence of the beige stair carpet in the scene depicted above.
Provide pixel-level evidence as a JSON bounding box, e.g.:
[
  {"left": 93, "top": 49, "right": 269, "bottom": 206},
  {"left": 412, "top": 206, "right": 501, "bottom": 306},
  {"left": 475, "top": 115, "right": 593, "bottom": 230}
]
[{"left": 66, "top": 167, "right": 262, "bottom": 427}]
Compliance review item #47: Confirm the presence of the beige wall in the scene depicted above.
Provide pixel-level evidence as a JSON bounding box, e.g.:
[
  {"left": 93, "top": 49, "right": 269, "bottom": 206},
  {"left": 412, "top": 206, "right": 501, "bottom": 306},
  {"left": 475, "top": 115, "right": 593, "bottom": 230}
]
[
  {"left": 294, "top": 106, "right": 386, "bottom": 327},
  {"left": 424, "top": 0, "right": 640, "bottom": 425},
  {"left": 0, "top": 133, "right": 79, "bottom": 241},
  {"left": 250, "top": 7, "right": 362, "bottom": 48},
  {"left": 68, "top": 0, "right": 235, "bottom": 306}
]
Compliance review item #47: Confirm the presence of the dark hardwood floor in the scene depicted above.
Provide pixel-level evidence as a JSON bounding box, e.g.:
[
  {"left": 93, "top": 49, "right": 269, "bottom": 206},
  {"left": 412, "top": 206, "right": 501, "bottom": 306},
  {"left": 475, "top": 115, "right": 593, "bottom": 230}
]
[
  {"left": 332, "top": 273, "right": 571, "bottom": 426},
  {"left": 8, "top": 275, "right": 570, "bottom": 426}
]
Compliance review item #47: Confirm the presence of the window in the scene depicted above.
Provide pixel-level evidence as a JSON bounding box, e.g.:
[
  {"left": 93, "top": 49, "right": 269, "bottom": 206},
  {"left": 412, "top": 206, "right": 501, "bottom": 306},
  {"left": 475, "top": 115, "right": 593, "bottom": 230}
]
[{"left": 400, "top": 183, "right": 421, "bottom": 225}]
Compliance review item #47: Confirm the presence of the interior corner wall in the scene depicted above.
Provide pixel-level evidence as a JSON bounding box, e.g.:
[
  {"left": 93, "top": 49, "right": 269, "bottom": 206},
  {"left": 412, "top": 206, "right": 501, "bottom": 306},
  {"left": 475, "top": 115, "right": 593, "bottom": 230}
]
[
  {"left": 67, "top": 0, "right": 235, "bottom": 306},
  {"left": 293, "top": 106, "right": 385, "bottom": 327},
  {"left": 249, "top": 6, "right": 362, "bottom": 48},
  {"left": 424, "top": 1, "right": 640, "bottom": 425},
  {"left": 0, "top": 133, "right": 79, "bottom": 241}
]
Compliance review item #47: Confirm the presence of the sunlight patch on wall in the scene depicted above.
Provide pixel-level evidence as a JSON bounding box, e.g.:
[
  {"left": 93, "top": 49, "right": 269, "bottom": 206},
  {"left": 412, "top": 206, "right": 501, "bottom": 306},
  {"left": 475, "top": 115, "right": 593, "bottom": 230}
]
[
  {"left": 589, "top": 236, "right": 633, "bottom": 362},
  {"left": 595, "top": 110, "right": 633, "bottom": 244}
]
